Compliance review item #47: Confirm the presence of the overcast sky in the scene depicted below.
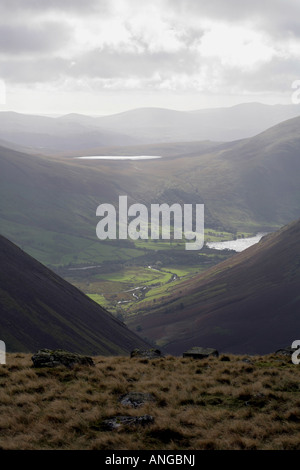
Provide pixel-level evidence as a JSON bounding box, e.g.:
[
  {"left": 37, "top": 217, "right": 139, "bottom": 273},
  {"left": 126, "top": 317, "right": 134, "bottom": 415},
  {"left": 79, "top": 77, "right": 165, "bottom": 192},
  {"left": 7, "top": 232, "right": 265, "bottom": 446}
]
[{"left": 0, "top": 0, "right": 300, "bottom": 115}]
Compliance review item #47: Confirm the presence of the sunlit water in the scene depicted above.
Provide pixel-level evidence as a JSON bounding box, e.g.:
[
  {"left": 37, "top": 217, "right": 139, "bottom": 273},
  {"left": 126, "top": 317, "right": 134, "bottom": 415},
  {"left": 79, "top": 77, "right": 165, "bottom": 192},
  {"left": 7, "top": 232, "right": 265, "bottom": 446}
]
[{"left": 206, "top": 233, "right": 268, "bottom": 252}]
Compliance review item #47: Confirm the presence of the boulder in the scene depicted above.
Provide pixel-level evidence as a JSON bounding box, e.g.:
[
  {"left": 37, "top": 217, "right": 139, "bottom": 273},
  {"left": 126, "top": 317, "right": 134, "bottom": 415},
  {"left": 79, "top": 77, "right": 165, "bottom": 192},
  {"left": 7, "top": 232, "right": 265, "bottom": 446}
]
[
  {"left": 275, "top": 347, "right": 295, "bottom": 356},
  {"left": 130, "top": 348, "right": 162, "bottom": 359},
  {"left": 102, "top": 415, "right": 154, "bottom": 430},
  {"left": 119, "top": 392, "right": 155, "bottom": 408},
  {"left": 183, "top": 347, "right": 219, "bottom": 359},
  {"left": 31, "top": 349, "right": 94, "bottom": 368}
]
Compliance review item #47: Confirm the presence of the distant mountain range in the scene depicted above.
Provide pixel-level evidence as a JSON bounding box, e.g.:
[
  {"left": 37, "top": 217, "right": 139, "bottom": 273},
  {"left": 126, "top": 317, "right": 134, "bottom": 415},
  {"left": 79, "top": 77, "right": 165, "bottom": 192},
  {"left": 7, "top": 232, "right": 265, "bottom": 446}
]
[
  {"left": 127, "top": 218, "right": 300, "bottom": 355},
  {"left": 0, "top": 234, "right": 149, "bottom": 354},
  {"left": 0, "top": 102, "right": 300, "bottom": 153}
]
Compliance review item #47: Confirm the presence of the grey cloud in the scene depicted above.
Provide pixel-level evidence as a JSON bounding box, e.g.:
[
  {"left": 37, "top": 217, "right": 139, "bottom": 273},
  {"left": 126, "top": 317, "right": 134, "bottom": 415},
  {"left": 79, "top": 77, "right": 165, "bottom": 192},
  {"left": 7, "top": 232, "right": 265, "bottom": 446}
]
[
  {"left": 0, "top": 22, "right": 71, "bottom": 55},
  {"left": 0, "top": 0, "right": 299, "bottom": 101},
  {"left": 0, "top": 0, "right": 105, "bottom": 15},
  {"left": 168, "top": 0, "right": 300, "bottom": 37},
  {"left": 216, "top": 57, "right": 300, "bottom": 95},
  {"left": 0, "top": 57, "right": 68, "bottom": 82},
  {"left": 247, "top": 58, "right": 300, "bottom": 92},
  {"left": 0, "top": 46, "right": 198, "bottom": 84},
  {"left": 69, "top": 48, "right": 199, "bottom": 80}
]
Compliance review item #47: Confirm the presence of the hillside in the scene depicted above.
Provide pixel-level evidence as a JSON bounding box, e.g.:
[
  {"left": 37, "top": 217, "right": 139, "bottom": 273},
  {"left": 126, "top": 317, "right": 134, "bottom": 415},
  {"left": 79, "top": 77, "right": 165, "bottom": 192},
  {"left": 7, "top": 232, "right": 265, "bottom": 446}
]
[
  {"left": 0, "top": 234, "right": 149, "bottom": 354},
  {"left": 127, "top": 218, "right": 300, "bottom": 355},
  {"left": 0, "top": 144, "right": 137, "bottom": 265},
  {"left": 1, "top": 351, "right": 300, "bottom": 450},
  {"left": 155, "top": 114, "right": 300, "bottom": 230}
]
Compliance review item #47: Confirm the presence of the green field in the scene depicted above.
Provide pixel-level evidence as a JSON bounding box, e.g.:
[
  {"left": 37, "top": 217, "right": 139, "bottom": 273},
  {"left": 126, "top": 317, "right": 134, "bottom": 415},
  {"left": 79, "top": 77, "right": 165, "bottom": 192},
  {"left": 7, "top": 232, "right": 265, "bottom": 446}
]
[{"left": 60, "top": 235, "right": 235, "bottom": 318}]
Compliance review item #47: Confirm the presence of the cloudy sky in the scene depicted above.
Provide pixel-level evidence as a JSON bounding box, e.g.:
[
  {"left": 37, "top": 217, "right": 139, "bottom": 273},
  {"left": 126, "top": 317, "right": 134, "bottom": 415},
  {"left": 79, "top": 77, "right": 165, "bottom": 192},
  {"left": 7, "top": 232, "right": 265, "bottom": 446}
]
[{"left": 0, "top": 0, "right": 300, "bottom": 115}]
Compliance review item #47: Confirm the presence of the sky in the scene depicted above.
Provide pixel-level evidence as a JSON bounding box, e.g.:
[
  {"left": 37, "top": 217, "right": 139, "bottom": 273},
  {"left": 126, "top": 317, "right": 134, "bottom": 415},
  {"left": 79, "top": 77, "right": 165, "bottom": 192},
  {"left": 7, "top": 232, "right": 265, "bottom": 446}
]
[{"left": 0, "top": 0, "right": 300, "bottom": 115}]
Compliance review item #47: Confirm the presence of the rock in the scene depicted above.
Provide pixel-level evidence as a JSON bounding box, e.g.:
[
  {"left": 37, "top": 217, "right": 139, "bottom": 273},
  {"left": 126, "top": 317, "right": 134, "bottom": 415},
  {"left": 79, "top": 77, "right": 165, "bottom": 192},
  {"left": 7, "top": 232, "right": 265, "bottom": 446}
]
[
  {"left": 31, "top": 349, "right": 95, "bottom": 368},
  {"left": 119, "top": 392, "right": 155, "bottom": 408},
  {"left": 130, "top": 348, "right": 162, "bottom": 359},
  {"left": 240, "top": 357, "right": 254, "bottom": 364},
  {"left": 183, "top": 347, "right": 219, "bottom": 359},
  {"left": 102, "top": 415, "right": 154, "bottom": 430},
  {"left": 275, "top": 347, "right": 295, "bottom": 356}
]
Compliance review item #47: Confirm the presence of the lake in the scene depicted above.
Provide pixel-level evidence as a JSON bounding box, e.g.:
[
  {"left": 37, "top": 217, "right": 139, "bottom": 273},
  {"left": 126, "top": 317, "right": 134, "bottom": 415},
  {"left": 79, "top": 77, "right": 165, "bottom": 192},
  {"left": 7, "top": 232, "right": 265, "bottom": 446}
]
[
  {"left": 75, "top": 155, "right": 162, "bottom": 160},
  {"left": 206, "top": 233, "right": 268, "bottom": 252}
]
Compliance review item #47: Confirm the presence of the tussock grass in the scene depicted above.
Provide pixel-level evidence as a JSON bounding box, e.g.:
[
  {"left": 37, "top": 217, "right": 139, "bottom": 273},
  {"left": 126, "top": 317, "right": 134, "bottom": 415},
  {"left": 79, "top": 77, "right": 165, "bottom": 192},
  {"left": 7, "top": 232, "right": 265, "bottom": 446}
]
[{"left": 0, "top": 352, "right": 300, "bottom": 450}]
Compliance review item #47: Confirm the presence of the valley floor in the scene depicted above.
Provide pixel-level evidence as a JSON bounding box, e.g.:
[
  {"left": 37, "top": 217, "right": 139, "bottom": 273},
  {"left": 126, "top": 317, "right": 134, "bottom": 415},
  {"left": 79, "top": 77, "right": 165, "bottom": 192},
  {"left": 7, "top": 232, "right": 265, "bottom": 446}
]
[{"left": 1, "top": 352, "right": 300, "bottom": 450}]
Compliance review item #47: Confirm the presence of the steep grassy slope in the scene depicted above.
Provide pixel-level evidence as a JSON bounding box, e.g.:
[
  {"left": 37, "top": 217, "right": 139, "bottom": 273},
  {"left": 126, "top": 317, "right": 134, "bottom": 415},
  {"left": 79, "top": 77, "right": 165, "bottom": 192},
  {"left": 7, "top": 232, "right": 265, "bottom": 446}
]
[
  {"left": 127, "top": 218, "right": 300, "bottom": 355},
  {"left": 0, "top": 234, "right": 149, "bottom": 354},
  {"left": 216, "top": 116, "right": 300, "bottom": 226},
  {"left": 0, "top": 145, "right": 141, "bottom": 265},
  {"left": 155, "top": 115, "right": 300, "bottom": 230}
]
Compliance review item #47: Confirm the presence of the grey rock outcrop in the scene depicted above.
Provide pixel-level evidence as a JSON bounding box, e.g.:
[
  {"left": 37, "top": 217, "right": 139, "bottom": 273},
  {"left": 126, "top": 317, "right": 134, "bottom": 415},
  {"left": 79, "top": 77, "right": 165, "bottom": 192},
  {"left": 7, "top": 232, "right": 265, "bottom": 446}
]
[
  {"left": 130, "top": 348, "right": 162, "bottom": 359},
  {"left": 31, "top": 349, "right": 95, "bottom": 368},
  {"left": 183, "top": 347, "right": 219, "bottom": 359},
  {"left": 119, "top": 392, "right": 155, "bottom": 408},
  {"left": 102, "top": 415, "right": 154, "bottom": 430},
  {"left": 275, "top": 347, "right": 295, "bottom": 356}
]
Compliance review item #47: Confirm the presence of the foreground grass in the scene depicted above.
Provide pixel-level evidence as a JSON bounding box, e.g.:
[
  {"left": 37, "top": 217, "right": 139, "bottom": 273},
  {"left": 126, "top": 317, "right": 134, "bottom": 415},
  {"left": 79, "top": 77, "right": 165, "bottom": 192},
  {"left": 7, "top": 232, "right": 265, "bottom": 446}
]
[{"left": 1, "top": 353, "right": 300, "bottom": 450}]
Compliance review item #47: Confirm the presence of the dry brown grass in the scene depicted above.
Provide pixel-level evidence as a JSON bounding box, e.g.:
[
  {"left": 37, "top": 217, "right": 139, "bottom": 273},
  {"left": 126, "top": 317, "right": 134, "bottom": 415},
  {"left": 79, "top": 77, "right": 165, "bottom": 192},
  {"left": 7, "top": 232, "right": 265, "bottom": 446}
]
[{"left": 0, "top": 352, "right": 300, "bottom": 450}]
